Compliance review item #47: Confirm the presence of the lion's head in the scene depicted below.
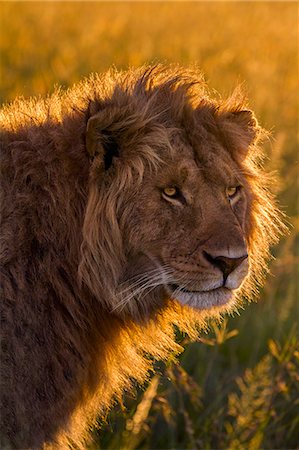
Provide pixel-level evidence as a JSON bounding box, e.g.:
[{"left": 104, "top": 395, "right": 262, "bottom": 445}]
[{"left": 78, "top": 66, "right": 283, "bottom": 320}]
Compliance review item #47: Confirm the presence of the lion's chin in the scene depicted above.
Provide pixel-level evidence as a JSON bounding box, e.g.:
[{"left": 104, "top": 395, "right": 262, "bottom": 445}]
[{"left": 167, "top": 285, "right": 233, "bottom": 310}]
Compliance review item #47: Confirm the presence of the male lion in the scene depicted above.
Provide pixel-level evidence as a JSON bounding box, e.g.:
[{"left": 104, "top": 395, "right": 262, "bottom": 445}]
[{"left": 0, "top": 66, "right": 283, "bottom": 449}]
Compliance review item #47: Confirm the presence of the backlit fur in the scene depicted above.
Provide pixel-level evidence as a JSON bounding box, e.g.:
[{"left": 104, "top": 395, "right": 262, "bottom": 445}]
[{"left": 0, "top": 66, "right": 284, "bottom": 449}]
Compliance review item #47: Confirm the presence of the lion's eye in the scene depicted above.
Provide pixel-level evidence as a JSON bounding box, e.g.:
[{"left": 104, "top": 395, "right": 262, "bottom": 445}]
[
  {"left": 163, "top": 186, "right": 179, "bottom": 198},
  {"left": 161, "top": 186, "right": 187, "bottom": 205},
  {"left": 226, "top": 186, "right": 240, "bottom": 200}
]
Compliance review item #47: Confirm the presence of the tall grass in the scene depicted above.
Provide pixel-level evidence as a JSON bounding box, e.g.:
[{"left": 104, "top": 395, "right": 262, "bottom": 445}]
[{"left": 1, "top": 2, "right": 298, "bottom": 448}]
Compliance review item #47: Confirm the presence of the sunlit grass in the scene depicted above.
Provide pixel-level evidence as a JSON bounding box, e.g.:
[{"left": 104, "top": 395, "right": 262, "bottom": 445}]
[{"left": 1, "top": 1, "right": 298, "bottom": 448}]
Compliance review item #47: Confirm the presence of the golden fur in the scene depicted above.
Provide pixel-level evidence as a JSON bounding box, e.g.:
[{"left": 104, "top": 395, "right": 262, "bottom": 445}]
[{"left": 0, "top": 66, "right": 284, "bottom": 449}]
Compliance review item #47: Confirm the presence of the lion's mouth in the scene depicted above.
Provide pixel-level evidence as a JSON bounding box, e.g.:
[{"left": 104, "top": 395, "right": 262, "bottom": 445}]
[
  {"left": 168, "top": 283, "right": 227, "bottom": 294},
  {"left": 166, "top": 283, "right": 233, "bottom": 310}
]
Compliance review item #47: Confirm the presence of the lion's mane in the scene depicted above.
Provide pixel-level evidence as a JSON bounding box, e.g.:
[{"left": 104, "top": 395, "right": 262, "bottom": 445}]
[{"left": 0, "top": 66, "right": 284, "bottom": 448}]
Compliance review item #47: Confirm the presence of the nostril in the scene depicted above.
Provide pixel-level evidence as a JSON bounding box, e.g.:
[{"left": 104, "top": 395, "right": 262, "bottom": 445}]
[
  {"left": 203, "top": 252, "right": 248, "bottom": 279},
  {"left": 214, "top": 255, "right": 247, "bottom": 276}
]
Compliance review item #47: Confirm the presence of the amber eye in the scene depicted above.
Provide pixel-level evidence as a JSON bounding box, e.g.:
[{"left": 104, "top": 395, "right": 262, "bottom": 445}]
[
  {"left": 226, "top": 186, "right": 239, "bottom": 199},
  {"left": 163, "top": 186, "right": 179, "bottom": 198}
]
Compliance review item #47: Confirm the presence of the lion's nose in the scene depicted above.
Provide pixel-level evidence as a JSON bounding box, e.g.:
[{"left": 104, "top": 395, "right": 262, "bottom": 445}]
[{"left": 204, "top": 252, "right": 248, "bottom": 281}]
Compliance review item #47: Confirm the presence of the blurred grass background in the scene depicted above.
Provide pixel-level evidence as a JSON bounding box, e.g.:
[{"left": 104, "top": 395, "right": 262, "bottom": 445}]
[{"left": 1, "top": 1, "right": 298, "bottom": 448}]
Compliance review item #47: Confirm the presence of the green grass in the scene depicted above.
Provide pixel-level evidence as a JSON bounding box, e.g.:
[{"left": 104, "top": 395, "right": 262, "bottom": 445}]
[{"left": 1, "top": 2, "right": 298, "bottom": 448}]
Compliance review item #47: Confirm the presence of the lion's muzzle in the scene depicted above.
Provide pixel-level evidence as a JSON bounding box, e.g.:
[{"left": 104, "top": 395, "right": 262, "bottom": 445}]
[
  {"left": 165, "top": 247, "right": 249, "bottom": 310},
  {"left": 203, "top": 251, "right": 249, "bottom": 290}
]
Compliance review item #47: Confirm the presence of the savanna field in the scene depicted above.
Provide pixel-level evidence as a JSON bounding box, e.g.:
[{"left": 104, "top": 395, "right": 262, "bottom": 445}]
[{"left": 1, "top": 2, "right": 298, "bottom": 449}]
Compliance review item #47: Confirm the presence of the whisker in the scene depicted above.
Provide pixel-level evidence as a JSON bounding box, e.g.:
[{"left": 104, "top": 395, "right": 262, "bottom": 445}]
[
  {"left": 118, "top": 266, "right": 172, "bottom": 294},
  {"left": 113, "top": 280, "right": 163, "bottom": 312},
  {"left": 120, "top": 265, "right": 173, "bottom": 292},
  {"left": 168, "top": 271, "right": 190, "bottom": 301},
  {"left": 112, "top": 264, "right": 175, "bottom": 312}
]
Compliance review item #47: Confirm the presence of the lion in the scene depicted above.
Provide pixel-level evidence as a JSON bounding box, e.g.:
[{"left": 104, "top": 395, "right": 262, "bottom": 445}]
[{"left": 0, "top": 66, "right": 284, "bottom": 449}]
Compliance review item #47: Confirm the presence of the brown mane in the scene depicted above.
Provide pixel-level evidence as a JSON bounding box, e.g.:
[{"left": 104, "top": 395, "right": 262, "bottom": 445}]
[{"left": 0, "top": 66, "right": 284, "bottom": 448}]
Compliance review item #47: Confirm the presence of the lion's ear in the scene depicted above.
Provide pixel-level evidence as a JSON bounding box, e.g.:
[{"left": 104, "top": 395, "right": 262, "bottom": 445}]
[
  {"left": 217, "top": 109, "right": 260, "bottom": 160},
  {"left": 86, "top": 107, "right": 122, "bottom": 170}
]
